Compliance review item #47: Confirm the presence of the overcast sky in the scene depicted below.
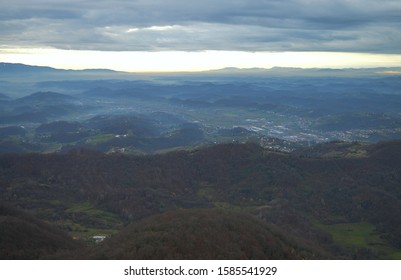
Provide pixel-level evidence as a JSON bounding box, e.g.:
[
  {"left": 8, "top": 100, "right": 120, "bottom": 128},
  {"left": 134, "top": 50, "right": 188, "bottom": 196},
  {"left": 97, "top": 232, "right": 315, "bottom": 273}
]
[{"left": 1, "top": 0, "right": 401, "bottom": 71}]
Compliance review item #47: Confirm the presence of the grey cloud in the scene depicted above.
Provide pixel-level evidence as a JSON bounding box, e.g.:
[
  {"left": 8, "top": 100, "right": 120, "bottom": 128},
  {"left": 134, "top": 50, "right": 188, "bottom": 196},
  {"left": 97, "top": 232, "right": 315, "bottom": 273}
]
[
  {"left": 0, "top": 9, "right": 79, "bottom": 21},
  {"left": 0, "top": 0, "right": 400, "bottom": 53}
]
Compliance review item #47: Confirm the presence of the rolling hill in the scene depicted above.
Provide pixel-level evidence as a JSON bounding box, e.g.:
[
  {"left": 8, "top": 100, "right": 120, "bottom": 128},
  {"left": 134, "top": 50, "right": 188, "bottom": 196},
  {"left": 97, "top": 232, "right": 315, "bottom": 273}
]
[
  {"left": 1, "top": 140, "right": 401, "bottom": 259},
  {"left": 77, "top": 208, "right": 329, "bottom": 259},
  {"left": 0, "top": 204, "right": 80, "bottom": 259}
]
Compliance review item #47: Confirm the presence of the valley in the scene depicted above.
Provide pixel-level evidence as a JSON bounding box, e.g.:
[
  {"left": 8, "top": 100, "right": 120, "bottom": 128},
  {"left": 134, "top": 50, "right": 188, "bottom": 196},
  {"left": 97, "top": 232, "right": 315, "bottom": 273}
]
[
  {"left": 1, "top": 64, "right": 401, "bottom": 155},
  {"left": 1, "top": 63, "right": 401, "bottom": 259}
]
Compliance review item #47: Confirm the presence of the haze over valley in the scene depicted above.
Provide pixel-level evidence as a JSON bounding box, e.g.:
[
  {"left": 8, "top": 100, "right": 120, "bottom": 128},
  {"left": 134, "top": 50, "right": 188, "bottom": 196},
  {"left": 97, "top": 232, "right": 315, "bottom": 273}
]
[{"left": 1, "top": 63, "right": 401, "bottom": 154}]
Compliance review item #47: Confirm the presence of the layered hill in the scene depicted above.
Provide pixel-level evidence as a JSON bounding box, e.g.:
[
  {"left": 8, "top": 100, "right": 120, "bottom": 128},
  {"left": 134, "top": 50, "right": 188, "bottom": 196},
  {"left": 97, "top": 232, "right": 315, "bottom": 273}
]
[
  {"left": 78, "top": 208, "right": 328, "bottom": 259},
  {"left": 0, "top": 204, "right": 80, "bottom": 259},
  {"left": 1, "top": 140, "right": 401, "bottom": 259}
]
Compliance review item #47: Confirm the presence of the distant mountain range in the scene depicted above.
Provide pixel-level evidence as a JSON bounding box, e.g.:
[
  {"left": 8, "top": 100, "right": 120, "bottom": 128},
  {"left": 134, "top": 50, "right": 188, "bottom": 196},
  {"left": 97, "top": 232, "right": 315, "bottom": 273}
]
[
  {"left": 0, "top": 62, "right": 59, "bottom": 73},
  {"left": 0, "top": 62, "right": 117, "bottom": 74},
  {"left": 2, "top": 62, "right": 401, "bottom": 77}
]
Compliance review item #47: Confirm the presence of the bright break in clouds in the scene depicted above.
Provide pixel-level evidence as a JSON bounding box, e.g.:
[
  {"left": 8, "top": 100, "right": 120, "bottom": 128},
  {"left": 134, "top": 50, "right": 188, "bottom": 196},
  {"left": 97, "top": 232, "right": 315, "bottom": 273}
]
[{"left": 1, "top": 0, "right": 401, "bottom": 71}]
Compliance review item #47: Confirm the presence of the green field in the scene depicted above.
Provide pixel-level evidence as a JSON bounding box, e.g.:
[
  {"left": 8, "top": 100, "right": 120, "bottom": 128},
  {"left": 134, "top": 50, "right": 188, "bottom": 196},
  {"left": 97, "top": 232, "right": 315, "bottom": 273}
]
[
  {"left": 317, "top": 222, "right": 401, "bottom": 259},
  {"left": 63, "top": 202, "right": 123, "bottom": 241},
  {"left": 86, "top": 133, "right": 115, "bottom": 144}
]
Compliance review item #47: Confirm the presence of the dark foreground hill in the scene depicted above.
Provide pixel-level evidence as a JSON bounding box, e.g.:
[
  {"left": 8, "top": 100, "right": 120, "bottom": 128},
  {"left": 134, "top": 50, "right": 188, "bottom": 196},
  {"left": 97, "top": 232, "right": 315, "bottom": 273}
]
[
  {"left": 0, "top": 204, "right": 80, "bottom": 259},
  {"left": 1, "top": 140, "right": 401, "bottom": 259},
  {"left": 76, "top": 208, "right": 328, "bottom": 259}
]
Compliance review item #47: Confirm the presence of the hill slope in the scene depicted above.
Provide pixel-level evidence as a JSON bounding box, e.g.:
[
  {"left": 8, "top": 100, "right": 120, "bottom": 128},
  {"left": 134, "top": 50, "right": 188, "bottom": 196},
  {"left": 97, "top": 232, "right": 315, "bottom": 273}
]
[
  {"left": 79, "top": 208, "right": 328, "bottom": 259},
  {"left": 0, "top": 204, "right": 80, "bottom": 259},
  {"left": 1, "top": 141, "right": 401, "bottom": 259}
]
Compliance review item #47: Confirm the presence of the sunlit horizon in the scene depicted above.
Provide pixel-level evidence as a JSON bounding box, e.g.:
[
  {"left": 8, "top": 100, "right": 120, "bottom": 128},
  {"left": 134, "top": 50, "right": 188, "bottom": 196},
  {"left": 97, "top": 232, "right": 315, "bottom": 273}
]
[{"left": 1, "top": 48, "right": 401, "bottom": 73}]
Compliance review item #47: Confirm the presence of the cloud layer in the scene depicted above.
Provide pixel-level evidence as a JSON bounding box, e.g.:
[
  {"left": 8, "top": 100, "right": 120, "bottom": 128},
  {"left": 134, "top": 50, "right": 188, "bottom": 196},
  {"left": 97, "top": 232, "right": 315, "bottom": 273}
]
[{"left": 1, "top": 0, "right": 401, "bottom": 53}]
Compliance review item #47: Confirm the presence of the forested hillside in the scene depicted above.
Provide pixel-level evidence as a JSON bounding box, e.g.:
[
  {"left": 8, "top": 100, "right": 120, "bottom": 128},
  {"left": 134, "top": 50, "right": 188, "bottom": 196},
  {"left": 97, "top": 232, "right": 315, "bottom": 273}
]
[
  {"left": 0, "top": 204, "right": 80, "bottom": 259},
  {"left": 1, "top": 141, "right": 401, "bottom": 259},
  {"left": 76, "top": 208, "right": 329, "bottom": 259}
]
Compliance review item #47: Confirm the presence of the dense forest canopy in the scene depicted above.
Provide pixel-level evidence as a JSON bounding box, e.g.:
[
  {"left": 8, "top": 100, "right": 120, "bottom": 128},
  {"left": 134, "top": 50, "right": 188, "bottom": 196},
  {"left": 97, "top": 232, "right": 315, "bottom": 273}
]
[{"left": 1, "top": 140, "right": 401, "bottom": 259}]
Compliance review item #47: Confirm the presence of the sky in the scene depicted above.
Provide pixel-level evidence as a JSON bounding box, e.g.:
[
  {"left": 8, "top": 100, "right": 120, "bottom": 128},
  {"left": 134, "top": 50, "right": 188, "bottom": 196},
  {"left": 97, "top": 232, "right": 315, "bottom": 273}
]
[{"left": 1, "top": 0, "right": 401, "bottom": 72}]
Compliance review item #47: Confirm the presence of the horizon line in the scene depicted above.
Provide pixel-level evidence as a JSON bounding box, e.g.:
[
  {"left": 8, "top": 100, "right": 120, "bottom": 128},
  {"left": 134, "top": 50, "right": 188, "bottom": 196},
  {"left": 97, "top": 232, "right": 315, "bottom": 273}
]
[
  {"left": 1, "top": 49, "right": 401, "bottom": 73},
  {"left": 2, "top": 61, "right": 401, "bottom": 75}
]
